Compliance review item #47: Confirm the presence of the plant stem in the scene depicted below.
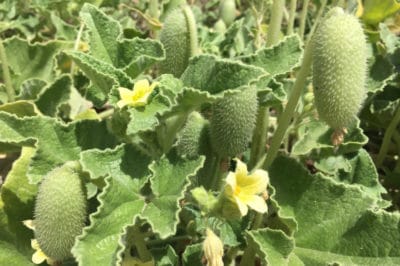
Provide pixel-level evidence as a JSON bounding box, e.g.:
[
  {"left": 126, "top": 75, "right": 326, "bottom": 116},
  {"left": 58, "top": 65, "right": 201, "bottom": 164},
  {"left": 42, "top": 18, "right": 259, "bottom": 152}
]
[
  {"left": 260, "top": 36, "right": 314, "bottom": 170},
  {"left": 131, "top": 225, "right": 152, "bottom": 262},
  {"left": 239, "top": 247, "right": 256, "bottom": 266},
  {"left": 306, "top": 0, "right": 327, "bottom": 45},
  {"left": 298, "top": 0, "right": 309, "bottom": 40},
  {"left": 98, "top": 108, "right": 114, "bottom": 120},
  {"left": 70, "top": 22, "right": 85, "bottom": 76},
  {"left": 287, "top": 0, "right": 297, "bottom": 35},
  {"left": 0, "top": 40, "right": 15, "bottom": 102},
  {"left": 266, "top": 0, "right": 285, "bottom": 47},
  {"left": 210, "top": 156, "right": 222, "bottom": 191},
  {"left": 376, "top": 103, "right": 400, "bottom": 168},
  {"left": 249, "top": 106, "right": 269, "bottom": 169}
]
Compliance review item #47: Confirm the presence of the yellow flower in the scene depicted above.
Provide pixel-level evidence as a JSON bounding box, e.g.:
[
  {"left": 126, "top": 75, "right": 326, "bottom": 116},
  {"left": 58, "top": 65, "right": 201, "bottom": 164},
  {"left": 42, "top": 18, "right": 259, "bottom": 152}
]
[
  {"left": 223, "top": 159, "right": 269, "bottom": 216},
  {"left": 203, "top": 228, "right": 224, "bottom": 266},
  {"left": 23, "top": 220, "right": 55, "bottom": 265},
  {"left": 117, "top": 79, "right": 158, "bottom": 108}
]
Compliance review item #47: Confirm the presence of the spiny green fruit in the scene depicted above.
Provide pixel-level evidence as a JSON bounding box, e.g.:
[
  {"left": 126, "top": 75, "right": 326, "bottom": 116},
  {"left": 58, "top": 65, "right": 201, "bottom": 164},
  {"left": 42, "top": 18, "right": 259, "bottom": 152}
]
[
  {"left": 34, "top": 161, "right": 87, "bottom": 261},
  {"left": 210, "top": 86, "right": 258, "bottom": 157},
  {"left": 312, "top": 7, "right": 367, "bottom": 129},
  {"left": 220, "top": 0, "right": 236, "bottom": 26},
  {"left": 159, "top": 5, "right": 198, "bottom": 77},
  {"left": 176, "top": 112, "right": 210, "bottom": 158}
]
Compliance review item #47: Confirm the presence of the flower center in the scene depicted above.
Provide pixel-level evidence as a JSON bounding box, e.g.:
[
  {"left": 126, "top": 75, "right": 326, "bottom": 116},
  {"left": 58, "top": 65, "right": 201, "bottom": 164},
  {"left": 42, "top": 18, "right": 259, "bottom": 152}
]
[{"left": 234, "top": 186, "right": 241, "bottom": 195}]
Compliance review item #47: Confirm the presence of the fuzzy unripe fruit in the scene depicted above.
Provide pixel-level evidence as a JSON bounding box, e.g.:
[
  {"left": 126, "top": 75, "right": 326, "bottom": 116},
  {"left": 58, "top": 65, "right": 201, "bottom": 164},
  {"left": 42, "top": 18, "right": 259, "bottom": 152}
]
[
  {"left": 219, "top": 0, "right": 236, "bottom": 26},
  {"left": 176, "top": 112, "right": 210, "bottom": 158},
  {"left": 210, "top": 87, "right": 258, "bottom": 157},
  {"left": 159, "top": 5, "right": 198, "bottom": 77},
  {"left": 34, "top": 162, "right": 87, "bottom": 261},
  {"left": 312, "top": 7, "right": 367, "bottom": 129}
]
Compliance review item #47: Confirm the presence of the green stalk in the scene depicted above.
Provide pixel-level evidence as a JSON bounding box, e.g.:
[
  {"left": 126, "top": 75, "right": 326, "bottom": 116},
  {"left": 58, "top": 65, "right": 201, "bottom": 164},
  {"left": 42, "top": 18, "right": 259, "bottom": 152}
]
[
  {"left": 306, "top": 0, "right": 327, "bottom": 44},
  {"left": 98, "top": 108, "right": 114, "bottom": 120},
  {"left": 376, "top": 103, "right": 400, "bottom": 168},
  {"left": 239, "top": 247, "right": 256, "bottom": 266},
  {"left": 148, "top": 0, "right": 159, "bottom": 19},
  {"left": 298, "top": 0, "right": 310, "bottom": 40},
  {"left": 210, "top": 155, "right": 222, "bottom": 191},
  {"left": 131, "top": 225, "right": 152, "bottom": 262},
  {"left": 0, "top": 40, "right": 15, "bottom": 102},
  {"left": 70, "top": 22, "right": 85, "bottom": 75},
  {"left": 287, "top": 0, "right": 297, "bottom": 35},
  {"left": 266, "top": 0, "right": 285, "bottom": 47},
  {"left": 249, "top": 106, "right": 269, "bottom": 169},
  {"left": 260, "top": 36, "right": 314, "bottom": 170}
]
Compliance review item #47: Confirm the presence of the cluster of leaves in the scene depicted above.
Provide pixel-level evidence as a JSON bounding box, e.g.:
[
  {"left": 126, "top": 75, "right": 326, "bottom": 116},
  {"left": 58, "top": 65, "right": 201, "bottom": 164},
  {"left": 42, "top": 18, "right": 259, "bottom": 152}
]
[{"left": 0, "top": 0, "right": 400, "bottom": 265}]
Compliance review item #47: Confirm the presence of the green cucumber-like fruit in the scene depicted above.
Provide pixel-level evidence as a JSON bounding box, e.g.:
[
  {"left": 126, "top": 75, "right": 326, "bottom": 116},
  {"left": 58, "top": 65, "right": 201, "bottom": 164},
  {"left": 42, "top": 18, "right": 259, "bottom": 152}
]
[
  {"left": 312, "top": 7, "right": 367, "bottom": 129},
  {"left": 210, "top": 87, "right": 258, "bottom": 157},
  {"left": 176, "top": 112, "right": 210, "bottom": 158},
  {"left": 159, "top": 5, "right": 198, "bottom": 77},
  {"left": 34, "top": 161, "right": 86, "bottom": 261},
  {"left": 219, "top": 0, "right": 236, "bottom": 26}
]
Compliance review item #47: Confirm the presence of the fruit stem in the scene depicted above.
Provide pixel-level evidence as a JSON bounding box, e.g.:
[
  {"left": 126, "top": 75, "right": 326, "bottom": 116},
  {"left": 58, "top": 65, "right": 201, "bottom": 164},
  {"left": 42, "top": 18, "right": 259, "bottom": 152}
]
[
  {"left": 210, "top": 155, "right": 222, "bottom": 191},
  {"left": 249, "top": 106, "right": 269, "bottom": 169},
  {"left": 259, "top": 35, "right": 314, "bottom": 170},
  {"left": 0, "top": 40, "right": 15, "bottom": 102},
  {"left": 98, "top": 108, "right": 114, "bottom": 120},
  {"left": 305, "top": 0, "right": 327, "bottom": 45},
  {"left": 266, "top": 0, "right": 285, "bottom": 47},
  {"left": 131, "top": 225, "right": 152, "bottom": 262},
  {"left": 147, "top": 235, "right": 190, "bottom": 246},
  {"left": 376, "top": 102, "right": 400, "bottom": 168},
  {"left": 287, "top": 0, "right": 297, "bottom": 35},
  {"left": 158, "top": 113, "right": 188, "bottom": 153},
  {"left": 299, "top": 0, "right": 310, "bottom": 40}
]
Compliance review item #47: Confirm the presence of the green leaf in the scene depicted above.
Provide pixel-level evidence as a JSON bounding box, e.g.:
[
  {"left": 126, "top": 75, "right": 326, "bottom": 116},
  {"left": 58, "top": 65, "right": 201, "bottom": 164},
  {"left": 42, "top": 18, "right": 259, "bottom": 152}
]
[
  {"left": 0, "top": 112, "right": 118, "bottom": 183},
  {"left": 142, "top": 154, "right": 204, "bottom": 238},
  {"left": 80, "top": 3, "right": 164, "bottom": 77},
  {"left": 1, "top": 147, "right": 37, "bottom": 255},
  {"left": 50, "top": 12, "right": 77, "bottom": 40},
  {"left": 270, "top": 156, "right": 400, "bottom": 265},
  {"left": 0, "top": 241, "right": 33, "bottom": 266},
  {"left": 246, "top": 228, "right": 295, "bottom": 266},
  {"left": 361, "top": 0, "right": 400, "bottom": 25},
  {"left": 182, "top": 243, "right": 203, "bottom": 266},
  {"left": 0, "top": 101, "right": 40, "bottom": 117},
  {"left": 292, "top": 119, "right": 368, "bottom": 155},
  {"left": 66, "top": 50, "right": 132, "bottom": 107},
  {"left": 240, "top": 35, "right": 303, "bottom": 76},
  {"left": 181, "top": 54, "right": 267, "bottom": 94},
  {"left": 72, "top": 175, "right": 145, "bottom": 266},
  {"left": 4, "top": 37, "right": 70, "bottom": 92},
  {"left": 367, "top": 55, "right": 395, "bottom": 93},
  {"left": 80, "top": 144, "right": 152, "bottom": 195},
  {"left": 151, "top": 245, "right": 178, "bottom": 266},
  {"left": 35, "top": 74, "right": 72, "bottom": 117},
  {"left": 126, "top": 95, "right": 171, "bottom": 136}
]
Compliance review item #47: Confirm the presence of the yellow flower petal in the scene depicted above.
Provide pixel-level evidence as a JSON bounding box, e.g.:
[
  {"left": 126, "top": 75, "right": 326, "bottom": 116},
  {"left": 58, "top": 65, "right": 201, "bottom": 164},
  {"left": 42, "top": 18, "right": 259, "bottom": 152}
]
[
  {"left": 133, "top": 79, "right": 150, "bottom": 90},
  {"left": 234, "top": 158, "right": 248, "bottom": 179},
  {"left": 246, "top": 195, "right": 268, "bottom": 214},
  {"left": 225, "top": 172, "right": 236, "bottom": 189},
  {"left": 234, "top": 196, "right": 249, "bottom": 216},
  {"left": 240, "top": 169, "right": 269, "bottom": 195},
  {"left": 32, "top": 249, "right": 47, "bottom": 265}
]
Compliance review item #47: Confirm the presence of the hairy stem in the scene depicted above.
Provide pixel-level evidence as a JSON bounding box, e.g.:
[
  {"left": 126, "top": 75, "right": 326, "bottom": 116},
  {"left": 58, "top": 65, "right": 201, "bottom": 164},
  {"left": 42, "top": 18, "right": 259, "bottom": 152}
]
[
  {"left": 249, "top": 106, "right": 269, "bottom": 169},
  {"left": 287, "top": 0, "right": 297, "bottom": 35},
  {"left": 298, "top": 0, "right": 310, "bottom": 39},
  {"left": 70, "top": 22, "right": 85, "bottom": 75},
  {"left": 0, "top": 40, "right": 15, "bottom": 102},
  {"left": 260, "top": 37, "right": 314, "bottom": 170},
  {"left": 376, "top": 102, "right": 400, "bottom": 168},
  {"left": 266, "top": 0, "right": 285, "bottom": 47}
]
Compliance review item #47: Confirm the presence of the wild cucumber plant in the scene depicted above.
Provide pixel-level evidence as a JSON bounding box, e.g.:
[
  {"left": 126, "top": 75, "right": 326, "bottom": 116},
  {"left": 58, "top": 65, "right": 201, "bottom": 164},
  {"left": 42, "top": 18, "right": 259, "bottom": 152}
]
[{"left": 0, "top": 1, "right": 400, "bottom": 266}]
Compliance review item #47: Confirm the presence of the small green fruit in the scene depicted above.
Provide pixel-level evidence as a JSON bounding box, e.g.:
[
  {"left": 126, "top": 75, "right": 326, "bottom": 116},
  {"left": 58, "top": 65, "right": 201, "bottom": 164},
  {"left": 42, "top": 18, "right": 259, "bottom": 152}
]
[
  {"left": 176, "top": 112, "right": 210, "bottom": 158},
  {"left": 220, "top": 0, "right": 236, "bottom": 26},
  {"left": 210, "top": 87, "right": 258, "bottom": 157},
  {"left": 312, "top": 7, "right": 367, "bottom": 129},
  {"left": 159, "top": 5, "right": 198, "bottom": 77},
  {"left": 34, "top": 161, "right": 87, "bottom": 261},
  {"left": 214, "top": 19, "right": 227, "bottom": 34}
]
